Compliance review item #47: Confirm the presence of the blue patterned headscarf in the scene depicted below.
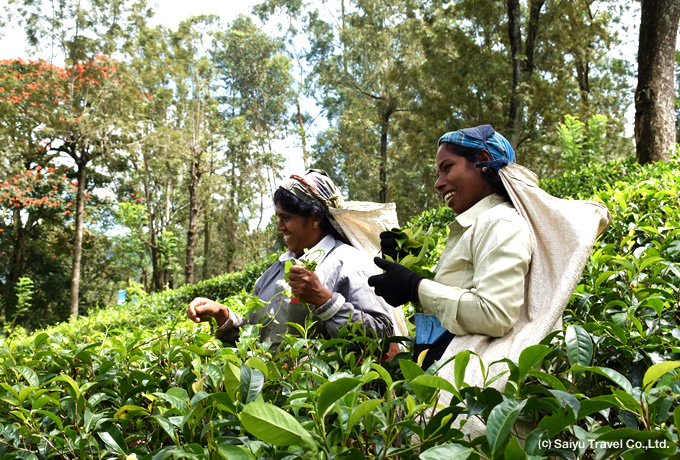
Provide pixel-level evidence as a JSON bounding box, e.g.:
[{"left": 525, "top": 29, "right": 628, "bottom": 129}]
[{"left": 437, "top": 125, "right": 515, "bottom": 171}]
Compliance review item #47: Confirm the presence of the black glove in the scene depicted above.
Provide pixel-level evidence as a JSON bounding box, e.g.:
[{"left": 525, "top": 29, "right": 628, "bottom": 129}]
[
  {"left": 380, "top": 228, "right": 408, "bottom": 260},
  {"left": 368, "top": 257, "right": 424, "bottom": 307}
]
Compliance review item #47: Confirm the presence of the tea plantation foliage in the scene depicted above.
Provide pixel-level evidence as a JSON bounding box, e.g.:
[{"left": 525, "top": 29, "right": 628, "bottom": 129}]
[{"left": 2, "top": 155, "right": 680, "bottom": 459}]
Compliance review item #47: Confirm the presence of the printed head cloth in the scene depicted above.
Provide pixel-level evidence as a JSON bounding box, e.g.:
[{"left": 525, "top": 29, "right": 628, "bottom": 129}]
[
  {"left": 279, "top": 169, "right": 347, "bottom": 240},
  {"left": 437, "top": 124, "right": 515, "bottom": 171},
  {"left": 279, "top": 169, "right": 344, "bottom": 211}
]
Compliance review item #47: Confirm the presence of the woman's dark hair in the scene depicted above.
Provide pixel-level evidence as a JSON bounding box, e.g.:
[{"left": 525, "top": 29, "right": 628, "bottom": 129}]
[
  {"left": 273, "top": 188, "right": 337, "bottom": 236},
  {"left": 441, "top": 142, "right": 510, "bottom": 201}
]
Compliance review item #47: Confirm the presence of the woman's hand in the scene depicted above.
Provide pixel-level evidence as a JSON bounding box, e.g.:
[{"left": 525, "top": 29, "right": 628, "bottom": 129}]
[
  {"left": 380, "top": 228, "right": 408, "bottom": 260},
  {"left": 368, "top": 257, "right": 425, "bottom": 307},
  {"left": 287, "top": 265, "right": 332, "bottom": 307},
  {"left": 187, "top": 297, "right": 229, "bottom": 327}
]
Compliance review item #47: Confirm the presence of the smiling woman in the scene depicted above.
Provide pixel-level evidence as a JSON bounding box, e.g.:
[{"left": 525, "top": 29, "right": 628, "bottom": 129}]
[
  {"left": 369, "top": 125, "right": 532, "bottom": 368},
  {"left": 369, "top": 123, "right": 609, "bottom": 423},
  {"left": 187, "top": 169, "right": 395, "bottom": 351}
]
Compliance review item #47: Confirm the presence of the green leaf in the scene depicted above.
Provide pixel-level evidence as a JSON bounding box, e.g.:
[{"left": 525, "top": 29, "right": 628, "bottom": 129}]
[
  {"left": 400, "top": 358, "right": 425, "bottom": 380},
  {"left": 114, "top": 405, "right": 150, "bottom": 419},
  {"left": 240, "top": 365, "right": 265, "bottom": 404},
  {"left": 206, "top": 392, "right": 236, "bottom": 414},
  {"left": 611, "top": 257, "right": 636, "bottom": 272},
  {"left": 32, "top": 409, "right": 63, "bottom": 431},
  {"left": 577, "top": 396, "right": 619, "bottom": 419},
  {"left": 524, "top": 428, "right": 549, "bottom": 456},
  {"left": 453, "top": 350, "right": 470, "bottom": 390},
  {"left": 223, "top": 361, "right": 241, "bottom": 400},
  {"left": 569, "top": 365, "right": 633, "bottom": 393},
  {"left": 565, "top": 325, "right": 592, "bottom": 367},
  {"left": 400, "top": 359, "right": 435, "bottom": 402},
  {"left": 527, "top": 370, "right": 566, "bottom": 391},
  {"left": 245, "top": 357, "right": 269, "bottom": 379},
  {"left": 98, "top": 431, "right": 127, "bottom": 456},
  {"left": 549, "top": 390, "right": 581, "bottom": 417},
  {"left": 642, "top": 361, "right": 680, "bottom": 394},
  {"left": 240, "top": 401, "right": 315, "bottom": 449},
  {"left": 316, "top": 377, "right": 361, "bottom": 417},
  {"left": 370, "top": 363, "right": 393, "bottom": 387},
  {"left": 517, "top": 345, "right": 551, "bottom": 382},
  {"left": 50, "top": 374, "right": 81, "bottom": 400},
  {"left": 153, "top": 416, "right": 177, "bottom": 442},
  {"left": 347, "top": 399, "right": 383, "bottom": 432},
  {"left": 639, "top": 255, "right": 664, "bottom": 271},
  {"left": 419, "top": 444, "right": 473, "bottom": 459},
  {"left": 204, "top": 363, "right": 223, "bottom": 388},
  {"left": 153, "top": 390, "right": 189, "bottom": 413},
  {"left": 410, "top": 374, "right": 457, "bottom": 395},
  {"left": 182, "top": 345, "right": 205, "bottom": 356},
  {"left": 595, "top": 270, "right": 616, "bottom": 287},
  {"left": 32, "top": 333, "right": 49, "bottom": 349},
  {"left": 217, "top": 445, "right": 254, "bottom": 460},
  {"left": 400, "top": 254, "right": 419, "bottom": 269},
  {"left": 487, "top": 399, "right": 527, "bottom": 456},
  {"left": 504, "top": 436, "right": 527, "bottom": 459}
]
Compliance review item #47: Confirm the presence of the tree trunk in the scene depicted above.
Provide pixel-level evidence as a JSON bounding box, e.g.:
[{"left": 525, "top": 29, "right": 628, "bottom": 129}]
[
  {"left": 506, "top": 0, "right": 545, "bottom": 148},
  {"left": 634, "top": 0, "right": 680, "bottom": 164},
  {"left": 4, "top": 210, "right": 34, "bottom": 322},
  {"left": 202, "top": 198, "right": 211, "bottom": 281},
  {"left": 184, "top": 157, "right": 201, "bottom": 285},
  {"left": 378, "top": 107, "right": 394, "bottom": 203},
  {"left": 379, "top": 121, "right": 388, "bottom": 203},
  {"left": 163, "top": 179, "right": 171, "bottom": 289},
  {"left": 225, "top": 162, "right": 238, "bottom": 273},
  {"left": 69, "top": 161, "right": 87, "bottom": 318},
  {"left": 297, "top": 100, "right": 308, "bottom": 169},
  {"left": 143, "top": 152, "right": 163, "bottom": 292}
]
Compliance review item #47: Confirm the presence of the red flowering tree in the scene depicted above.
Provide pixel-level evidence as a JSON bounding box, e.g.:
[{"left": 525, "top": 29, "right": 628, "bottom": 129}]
[
  {"left": 0, "top": 165, "right": 74, "bottom": 323},
  {"left": 0, "top": 56, "right": 139, "bottom": 318}
]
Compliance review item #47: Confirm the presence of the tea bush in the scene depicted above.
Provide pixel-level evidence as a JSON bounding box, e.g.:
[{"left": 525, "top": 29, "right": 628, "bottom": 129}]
[{"left": 2, "top": 155, "right": 680, "bottom": 459}]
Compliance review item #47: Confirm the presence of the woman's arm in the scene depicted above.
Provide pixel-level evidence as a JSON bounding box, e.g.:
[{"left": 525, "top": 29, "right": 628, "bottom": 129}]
[
  {"left": 314, "top": 271, "right": 394, "bottom": 338},
  {"left": 287, "top": 257, "right": 394, "bottom": 338}
]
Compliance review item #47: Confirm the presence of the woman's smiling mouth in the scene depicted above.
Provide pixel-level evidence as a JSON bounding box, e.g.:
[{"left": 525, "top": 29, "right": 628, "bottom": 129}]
[{"left": 444, "top": 190, "right": 456, "bottom": 201}]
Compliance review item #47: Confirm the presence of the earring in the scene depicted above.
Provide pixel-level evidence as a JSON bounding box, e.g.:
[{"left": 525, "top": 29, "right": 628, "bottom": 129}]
[
  {"left": 313, "top": 221, "right": 319, "bottom": 228},
  {"left": 481, "top": 166, "right": 488, "bottom": 173}
]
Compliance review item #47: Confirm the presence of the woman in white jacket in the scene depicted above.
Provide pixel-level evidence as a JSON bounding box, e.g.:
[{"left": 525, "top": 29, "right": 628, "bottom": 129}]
[{"left": 368, "top": 125, "right": 533, "bottom": 368}]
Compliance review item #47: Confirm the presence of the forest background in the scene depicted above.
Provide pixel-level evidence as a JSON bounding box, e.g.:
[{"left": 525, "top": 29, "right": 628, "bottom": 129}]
[{"left": 0, "top": 0, "right": 669, "bottom": 333}]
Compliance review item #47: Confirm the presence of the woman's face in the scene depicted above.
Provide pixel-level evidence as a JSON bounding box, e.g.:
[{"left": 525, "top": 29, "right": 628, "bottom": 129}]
[
  {"left": 275, "top": 203, "right": 323, "bottom": 257},
  {"left": 434, "top": 144, "right": 494, "bottom": 214}
]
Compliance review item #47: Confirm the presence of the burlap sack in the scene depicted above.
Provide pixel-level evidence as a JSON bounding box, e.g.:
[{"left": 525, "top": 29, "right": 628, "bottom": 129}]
[
  {"left": 435, "top": 162, "right": 610, "bottom": 436},
  {"left": 329, "top": 201, "right": 410, "bottom": 338}
]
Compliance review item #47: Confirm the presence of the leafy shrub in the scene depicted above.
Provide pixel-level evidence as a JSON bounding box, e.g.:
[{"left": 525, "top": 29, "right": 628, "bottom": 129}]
[{"left": 2, "top": 155, "right": 680, "bottom": 458}]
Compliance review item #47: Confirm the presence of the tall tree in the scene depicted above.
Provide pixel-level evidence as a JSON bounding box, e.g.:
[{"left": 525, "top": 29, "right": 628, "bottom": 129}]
[
  {"left": 212, "top": 14, "right": 295, "bottom": 271},
  {"left": 120, "top": 6, "right": 186, "bottom": 291},
  {"left": 52, "top": 57, "right": 137, "bottom": 317},
  {"left": 0, "top": 59, "right": 64, "bottom": 314},
  {"left": 169, "top": 16, "right": 221, "bottom": 285},
  {"left": 260, "top": 0, "right": 421, "bottom": 204},
  {"left": 9, "top": 0, "right": 139, "bottom": 317},
  {"left": 634, "top": 0, "right": 680, "bottom": 164}
]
